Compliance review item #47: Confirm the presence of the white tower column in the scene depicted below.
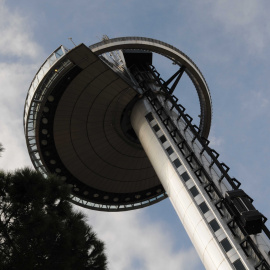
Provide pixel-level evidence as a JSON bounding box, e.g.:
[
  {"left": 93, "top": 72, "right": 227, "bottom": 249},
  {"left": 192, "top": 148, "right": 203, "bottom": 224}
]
[{"left": 131, "top": 98, "right": 256, "bottom": 270}]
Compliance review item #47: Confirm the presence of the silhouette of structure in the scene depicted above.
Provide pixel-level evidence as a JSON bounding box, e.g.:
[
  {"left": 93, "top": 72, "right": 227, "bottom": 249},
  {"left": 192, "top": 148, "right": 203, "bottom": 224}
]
[{"left": 24, "top": 36, "right": 270, "bottom": 269}]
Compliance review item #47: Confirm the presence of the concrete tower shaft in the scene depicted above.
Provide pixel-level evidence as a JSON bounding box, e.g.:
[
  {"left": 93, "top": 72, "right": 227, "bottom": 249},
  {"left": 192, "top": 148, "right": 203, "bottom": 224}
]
[{"left": 131, "top": 98, "right": 270, "bottom": 269}]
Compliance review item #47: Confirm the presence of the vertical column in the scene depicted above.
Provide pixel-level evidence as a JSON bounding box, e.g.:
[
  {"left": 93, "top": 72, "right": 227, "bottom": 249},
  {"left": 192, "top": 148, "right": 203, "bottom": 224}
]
[{"left": 131, "top": 98, "right": 254, "bottom": 270}]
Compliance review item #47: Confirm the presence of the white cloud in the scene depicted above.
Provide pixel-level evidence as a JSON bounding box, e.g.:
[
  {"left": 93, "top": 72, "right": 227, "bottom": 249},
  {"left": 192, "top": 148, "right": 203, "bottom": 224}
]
[
  {"left": 211, "top": 0, "right": 259, "bottom": 27},
  {"left": 0, "top": 0, "right": 42, "bottom": 59},
  {"left": 240, "top": 90, "right": 270, "bottom": 122},
  {"left": 177, "top": 0, "right": 270, "bottom": 59},
  {"left": 208, "top": 133, "right": 224, "bottom": 149},
  {"left": 0, "top": 63, "right": 37, "bottom": 170},
  {"left": 204, "top": 0, "right": 270, "bottom": 53},
  {"left": 0, "top": 0, "right": 43, "bottom": 170},
  {"left": 80, "top": 207, "right": 200, "bottom": 270}
]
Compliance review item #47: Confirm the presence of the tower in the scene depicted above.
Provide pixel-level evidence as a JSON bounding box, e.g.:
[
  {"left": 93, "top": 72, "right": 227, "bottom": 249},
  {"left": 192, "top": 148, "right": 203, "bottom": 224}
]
[{"left": 24, "top": 37, "right": 270, "bottom": 269}]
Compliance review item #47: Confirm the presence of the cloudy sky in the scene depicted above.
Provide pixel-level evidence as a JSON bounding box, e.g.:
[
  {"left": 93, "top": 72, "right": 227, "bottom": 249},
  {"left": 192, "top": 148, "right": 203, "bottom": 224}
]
[{"left": 1, "top": 0, "right": 270, "bottom": 269}]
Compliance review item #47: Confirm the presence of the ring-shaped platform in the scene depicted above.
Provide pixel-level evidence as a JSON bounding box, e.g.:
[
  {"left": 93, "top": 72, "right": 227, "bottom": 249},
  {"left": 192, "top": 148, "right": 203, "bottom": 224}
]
[
  {"left": 90, "top": 37, "right": 212, "bottom": 138},
  {"left": 24, "top": 37, "right": 212, "bottom": 212}
]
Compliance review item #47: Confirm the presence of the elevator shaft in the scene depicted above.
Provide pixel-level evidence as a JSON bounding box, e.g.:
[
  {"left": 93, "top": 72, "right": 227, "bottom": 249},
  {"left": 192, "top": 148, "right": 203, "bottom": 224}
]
[{"left": 129, "top": 64, "right": 270, "bottom": 270}]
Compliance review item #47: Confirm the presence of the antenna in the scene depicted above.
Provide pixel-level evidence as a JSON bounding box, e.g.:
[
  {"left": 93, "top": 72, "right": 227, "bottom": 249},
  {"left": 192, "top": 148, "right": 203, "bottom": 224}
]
[{"left": 68, "top": 37, "right": 76, "bottom": 47}]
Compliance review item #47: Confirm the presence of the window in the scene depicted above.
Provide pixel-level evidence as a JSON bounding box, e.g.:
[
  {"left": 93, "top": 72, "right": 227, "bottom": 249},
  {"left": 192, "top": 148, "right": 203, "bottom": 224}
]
[
  {"left": 153, "top": 124, "right": 160, "bottom": 132},
  {"left": 173, "top": 159, "right": 181, "bottom": 168},
  {"left": 181, "top": 172, "right": 190, "bottom": 182},
  {"left": 159, "top": 135, "right": 167, "bottom": 143},
  {"left": 145, "top": 113, "right": 154, "bottom": 122},
  {"left": 190, "top": 186, "right": 199, "bottom": 197},
  {"left": 233, "top": 259, "right": 246, "bottom": 270},
  {"left": 209, "top": 219, "right": 220, "bottom": 232},
  {"left": 166, "top": 146, "right": 174, "bottom": 155},
  {"left": 199, "top": 202, "right": 209, "bottom": 214},
  {"left": 220, "top": 238, "right": 232, "bottom": 253},
  {"left": 55, "top": 47, "right": 64, "bottom": 58}
]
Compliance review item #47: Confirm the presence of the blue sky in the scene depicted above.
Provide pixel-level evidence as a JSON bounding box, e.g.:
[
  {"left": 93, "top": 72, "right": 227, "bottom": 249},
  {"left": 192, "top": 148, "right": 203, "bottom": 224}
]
[{"left": 1, "top": 0, "right": 270, "bottom": 269}]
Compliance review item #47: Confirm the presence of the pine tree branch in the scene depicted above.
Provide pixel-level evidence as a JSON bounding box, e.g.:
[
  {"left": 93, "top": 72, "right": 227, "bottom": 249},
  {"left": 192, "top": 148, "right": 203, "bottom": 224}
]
[{"left": 0, "top": 221, "right": 20, "bottom": 256}]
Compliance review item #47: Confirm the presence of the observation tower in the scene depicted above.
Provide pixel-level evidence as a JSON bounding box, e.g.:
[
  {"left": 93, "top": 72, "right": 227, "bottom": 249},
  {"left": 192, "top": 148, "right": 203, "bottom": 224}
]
[{"left": 24, "top": 36, "right": 270, "bottom": 270}]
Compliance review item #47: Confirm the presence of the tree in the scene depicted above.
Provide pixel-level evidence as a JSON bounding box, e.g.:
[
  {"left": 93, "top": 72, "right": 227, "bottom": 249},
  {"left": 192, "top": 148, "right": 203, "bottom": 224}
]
[
  {"left": 0, "top": 168, "right": 107, "bottom": 270},
  {"left": 0, "top": 143, "right": 3, "bottom": 156}
]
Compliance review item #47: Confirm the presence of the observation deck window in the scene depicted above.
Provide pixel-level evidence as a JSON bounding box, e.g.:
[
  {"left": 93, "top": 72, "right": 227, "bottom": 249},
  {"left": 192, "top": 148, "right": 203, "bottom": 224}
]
[
  {"left": 145, "top": 113, "right": 154, "bottom": 122},
  {"left": 153, "top": 124, "right": 160, "bottom": 132},
  {"left": 173, "top": 158, "right": 181, "bottom": 168},
  {"left": 159, "top": 135, "right": 166, "bottom": 143},
  {"left": 181, "top": 172, "right": 190, "bottom": 182},
  {"left": 209, "top": 219, "right": 220, "bottom": 232},
  {"left": 55, "top": 47, "right": 64, "bottom": 58},
  {"left": 233, "top": 259, "right": 246, "bottom": 270},
  {"left": 166, "top": 146, "right": 174, "bottom": 155},
  {"left": 220, "top": 238, "right": 232, "bottom": 253},
  {"left": 190, "top": 186, "right": 199, "bottom": 197},
  {"left": 199, "top": 202, "right": 209, "bottom": 214}
]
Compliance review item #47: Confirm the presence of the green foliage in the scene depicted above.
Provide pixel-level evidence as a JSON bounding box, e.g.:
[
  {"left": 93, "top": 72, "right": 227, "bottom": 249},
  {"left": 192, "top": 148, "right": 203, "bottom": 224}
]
[
  {"left": 0, "top": 143, "right": 3, "bottom": 156},
  {"left": 0, "top": 168, "right": 107, "bottom": 270}
]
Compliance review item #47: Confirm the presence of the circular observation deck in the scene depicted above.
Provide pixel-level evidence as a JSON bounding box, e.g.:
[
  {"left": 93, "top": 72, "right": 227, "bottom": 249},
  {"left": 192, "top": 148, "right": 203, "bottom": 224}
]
[{"left": 24, "top": 37, "right": 212, "bottom": 211}]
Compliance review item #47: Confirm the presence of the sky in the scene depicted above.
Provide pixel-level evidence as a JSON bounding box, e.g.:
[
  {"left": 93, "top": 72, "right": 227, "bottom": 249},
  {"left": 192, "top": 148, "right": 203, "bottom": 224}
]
[{"left": 1, "top": 0, "right": 270, "bottom": 269}]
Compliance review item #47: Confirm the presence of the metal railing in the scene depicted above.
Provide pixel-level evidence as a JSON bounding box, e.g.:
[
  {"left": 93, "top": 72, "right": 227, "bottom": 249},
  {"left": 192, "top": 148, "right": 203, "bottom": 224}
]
[{"left": 24, "top": 46, "right": 71, "bottom": 175}]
